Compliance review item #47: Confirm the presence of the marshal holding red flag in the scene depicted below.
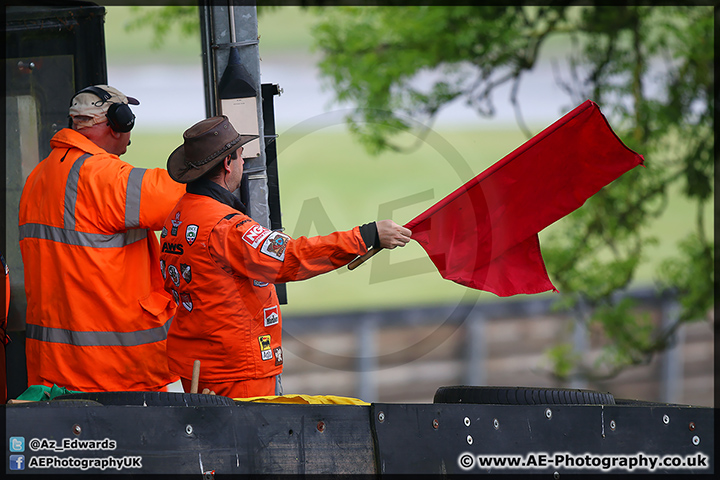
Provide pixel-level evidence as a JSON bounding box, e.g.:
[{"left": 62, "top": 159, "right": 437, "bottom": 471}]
[{"left": 349, "top": 100, "right": 644, "bottom": 297}]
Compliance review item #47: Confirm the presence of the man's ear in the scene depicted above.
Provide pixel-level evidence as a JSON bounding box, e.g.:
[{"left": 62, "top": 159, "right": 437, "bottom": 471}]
[{"left": 108, "top": 126, "right": 123, "bottom": 139}]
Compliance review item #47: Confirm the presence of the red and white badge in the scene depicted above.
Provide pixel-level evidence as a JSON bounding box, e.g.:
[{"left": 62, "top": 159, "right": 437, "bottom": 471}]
[
  {"left": 264, "top": 305, "right": 279, "bottom": 327},
  {"left": 242, "top": 224, "right": 271, "bottom": 249}
]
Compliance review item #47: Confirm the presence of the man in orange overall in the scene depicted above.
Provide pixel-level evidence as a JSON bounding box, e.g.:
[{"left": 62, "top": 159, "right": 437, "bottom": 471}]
[
  {"left": 161, "top": 116, "right": 412, "bottom": 398},
  {"left": 19, "top": 85, "right": 186, "bottom": 392}
]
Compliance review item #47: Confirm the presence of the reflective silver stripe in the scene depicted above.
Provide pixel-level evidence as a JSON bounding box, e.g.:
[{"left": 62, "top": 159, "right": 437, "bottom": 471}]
[
  {"left": 125, "top": 168, "right": 146, "bottom": 228},
  {"left": 64, "top": 153, "right": 91, "bottom": 231},
  {"left": 26, "top": 317, "right": 173, "bottom": 347},
  {"left": 19, "top": 223, "right": 147, "bottom": 248},
  {"left": 275, "top": 374, "right": 283, "bottom": 396}
]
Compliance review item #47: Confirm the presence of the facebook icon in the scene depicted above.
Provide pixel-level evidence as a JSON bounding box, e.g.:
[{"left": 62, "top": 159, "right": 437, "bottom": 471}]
[{"left": 9, "top": 454, "right": 25, "bottom": 470}]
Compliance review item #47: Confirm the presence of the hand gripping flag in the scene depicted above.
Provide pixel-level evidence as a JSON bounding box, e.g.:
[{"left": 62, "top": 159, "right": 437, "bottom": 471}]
[{"left": 404, "top": 100, "right": 644, "bottom": 297}]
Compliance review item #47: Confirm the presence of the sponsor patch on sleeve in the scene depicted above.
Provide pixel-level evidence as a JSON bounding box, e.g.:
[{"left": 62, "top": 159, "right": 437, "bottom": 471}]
[
  {"left": 180, "top": 263, "right": 192, "bottom": 283},
  {"left": 168, "top": 265, "right": 180, "bottom": 287},
  {"left": 180, "top": 293, "right": 193, "bottom": 312},
  {"left": 260, "top": 231, "right": 290, "bottom": 261},
  {"left": 273, "top": 347, "right": 283, "bottom": 366},
  {"left": 242, "top": 224, "right": 272, "bottom": 249},
  {"left": 263, "top": 305, "right": 279, "bottom": 327},
  {"left": 258, "top": 334, "right": 273, "bottom": 361},
  {"left": 170, "top": 212, "right": 182, "bottom": 236},
  {"left": 185, "top": 225, "right": 198, "bottom": 245}
]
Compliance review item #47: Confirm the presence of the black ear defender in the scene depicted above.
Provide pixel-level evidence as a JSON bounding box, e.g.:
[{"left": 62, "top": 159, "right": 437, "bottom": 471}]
[
  {"left": 106, "top": 102, "right": 135, "bottom": 133},
  {"left": 69, "top": 86, "right": 136, "bottom": 133}
]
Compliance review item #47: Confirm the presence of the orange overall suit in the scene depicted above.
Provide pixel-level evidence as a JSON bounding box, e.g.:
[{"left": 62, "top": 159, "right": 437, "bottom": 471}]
[
  {"left": 160, "top": 180, "right": 370, "bottom": 397},
  {"left": 19, "top": 128, "right": 185, "bottom": 391}
]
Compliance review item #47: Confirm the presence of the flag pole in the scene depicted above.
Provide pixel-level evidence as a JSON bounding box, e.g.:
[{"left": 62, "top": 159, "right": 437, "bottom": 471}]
[{"left": 348, "top": 247, "right": 383, "bottom": 270}]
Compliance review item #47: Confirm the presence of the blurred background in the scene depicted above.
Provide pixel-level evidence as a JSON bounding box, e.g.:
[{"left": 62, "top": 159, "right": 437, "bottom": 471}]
[
  {"left": 15, "top": 4, "right": 714, "bottom": 405},
  {"left": 104, "top": 5, "right": 713, "bottom": 406}
]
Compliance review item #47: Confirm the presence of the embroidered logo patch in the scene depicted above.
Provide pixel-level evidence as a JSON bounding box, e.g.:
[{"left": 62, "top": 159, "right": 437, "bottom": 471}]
[
  {"left": 242, "top": 224, "right": 271, "bottom": 248},
  {"left": 185, "top": 225, "right": 198, "bottom": 246},
  {"left": 264, "top": 305, "right": 279, "bottom": 327},
  {"left": 168, "top": 265, "right": 180, "bottom": 287},
  {"left": 161, "top": 242, "right": 184, "bottom": 255},
  {"left": 253, "top": 280, "right": 269, "bottom": 288},
  {"left": 160, "top": 259, "right": 166, "bottom": 280},
  {"left": 273, "top": 347, "right": 283, "bottom": 366},
  {"left": 161, "top": 226, "right": 168, "bottom": 238},
  {"left": 170, "top": 212, "right": 182, "bottom": 236},
  {"left": 258, "top": 334, "right": 272, "bottom": 361},
  {"left": 180, "top": 263, "right": 192, "bottom": 283},
  {"left": 260, "top": 231, "right": 290, "bottom": 261},
  {"left": 171, "top": 289, "right": 179, "bottom": 306},
  {"left": 180, "top": 293, "right": 193, "bottom": 312}
]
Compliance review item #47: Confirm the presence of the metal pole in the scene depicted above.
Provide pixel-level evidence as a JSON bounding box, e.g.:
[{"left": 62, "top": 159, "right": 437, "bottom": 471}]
[
  {"left": 660, "top": 294, "right": 683, "bottom": 404},
  {"left": 357, "top": 315, "right": 379, "bottom": 402},
  {"left": 198, "top": 0, "right": 270, "bottom": 228},
  {"left": 463, "top": 311, "right": 486, "bottom": 386},
  {"left": 570, "top": 296, "right": 589, "bottom": 389},
  {"left": 198, "top": 2, "right": 217, "bottom": 118},
  {"left": 228, "top": 1, "right": 236, "bottom": 43}
]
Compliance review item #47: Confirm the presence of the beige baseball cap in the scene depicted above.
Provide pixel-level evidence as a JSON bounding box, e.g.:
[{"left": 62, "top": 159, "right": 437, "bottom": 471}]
[{"left": 68, "top": 85, "right": 139, "bottom": 129}]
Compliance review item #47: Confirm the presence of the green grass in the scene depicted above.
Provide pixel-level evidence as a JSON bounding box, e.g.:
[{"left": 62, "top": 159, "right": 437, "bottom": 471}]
[{"left": 122, "top": 126, "right": 712, "bottom": 315}]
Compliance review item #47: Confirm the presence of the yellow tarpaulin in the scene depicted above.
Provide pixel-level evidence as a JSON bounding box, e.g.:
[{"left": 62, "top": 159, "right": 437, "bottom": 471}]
[{"left": 235, "top": 393, "right": 369, "bottom": 405}]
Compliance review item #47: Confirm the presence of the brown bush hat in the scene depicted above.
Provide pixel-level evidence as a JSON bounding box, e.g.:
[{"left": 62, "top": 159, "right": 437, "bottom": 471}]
[{"left": 167, "top": 115, "right": 258, "bottom": 183}]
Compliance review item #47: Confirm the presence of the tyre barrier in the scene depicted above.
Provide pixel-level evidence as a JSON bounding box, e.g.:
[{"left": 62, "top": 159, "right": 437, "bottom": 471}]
[
  {"left": 53, "top": 391, "right": 236, "bottom": 406},
  {"left": 433, "top": 386, "right": 616, "bottom": 405}
]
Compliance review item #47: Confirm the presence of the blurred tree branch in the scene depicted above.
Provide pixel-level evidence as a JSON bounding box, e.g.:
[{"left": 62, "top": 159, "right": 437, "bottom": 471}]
[{"left": 311, "top": 4, "right": 714, "bottom": 382}]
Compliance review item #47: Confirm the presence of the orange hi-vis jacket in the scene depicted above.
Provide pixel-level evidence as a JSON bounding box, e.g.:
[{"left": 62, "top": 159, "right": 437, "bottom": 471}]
[
  {"left": 160, "top": 183, "right": 368, "bottom": 384},
  {"left": 19, "top": 128, "right": 186, "bottom": 392}
]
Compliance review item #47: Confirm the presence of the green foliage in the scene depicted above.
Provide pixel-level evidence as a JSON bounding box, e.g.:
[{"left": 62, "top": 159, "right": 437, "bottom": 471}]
[
  {"left": 125, "top": 6, "right": 200, "bottom": 48},
  {"left": 589, "top": 299, "right": 656, "bottom": 378},
  {"left": 657, "top": 233, "right": 714, "bottom": 323},
  {"left": 312, "top": 5, "right": 714, "bottom": 381},
  {"left": 123, "top": 5, "right": 280, "bottom": 48},
  {"left": 313, "top": 6, "right": 568, "bottom": 151},
  {"left": 546, "top": 343, "right": 580, "bottom": 381}
]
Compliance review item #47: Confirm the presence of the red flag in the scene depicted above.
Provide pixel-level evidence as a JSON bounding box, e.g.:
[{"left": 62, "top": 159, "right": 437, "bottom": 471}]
[{"left": 406, "top": 100, "right": 644, "bottom": 297}]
